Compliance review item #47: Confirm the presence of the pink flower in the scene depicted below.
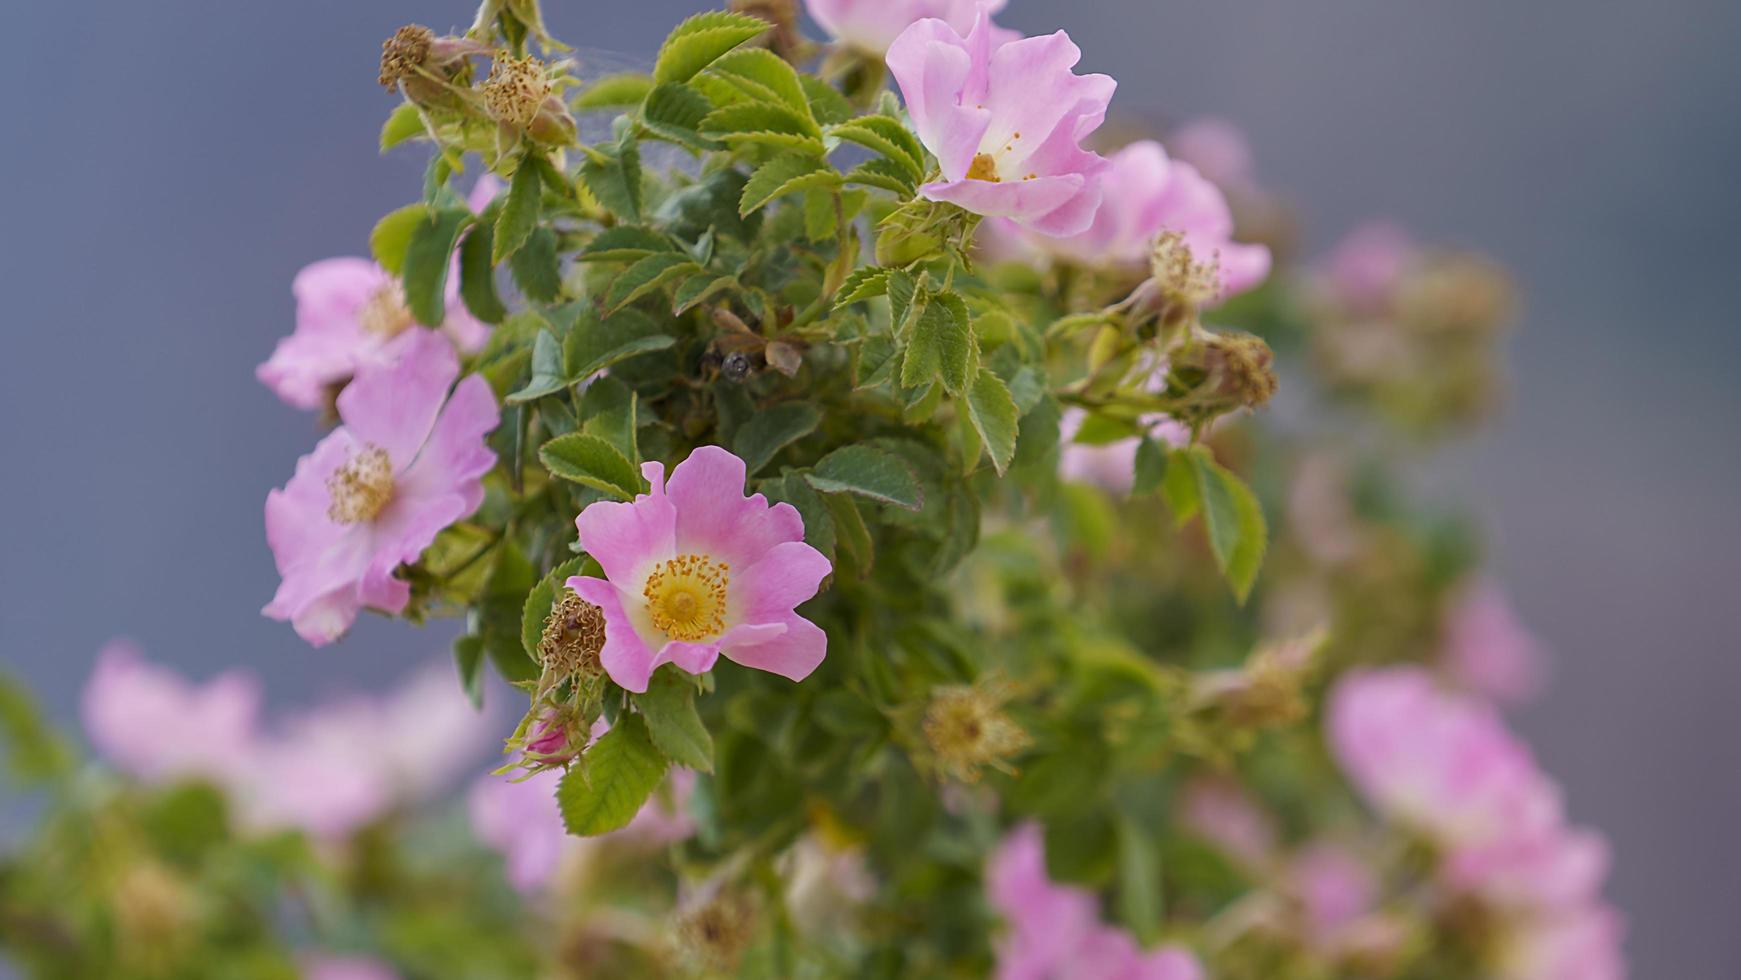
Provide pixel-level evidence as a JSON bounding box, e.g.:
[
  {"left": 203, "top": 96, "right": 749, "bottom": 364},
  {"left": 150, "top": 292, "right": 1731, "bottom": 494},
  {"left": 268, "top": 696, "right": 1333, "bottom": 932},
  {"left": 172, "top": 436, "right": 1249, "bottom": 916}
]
[
  {"left": 1440, "top": 579, "right": 1546, "bottom": 705},
  {"left": 1287, "top": 842, "right": 1377, "bottom": 949},
  {"left": 988, "top": 823, "right": 1203, "bottom": 980},
  {"left": 1319, "top": 221, "right": 1418, "bottom": 315},
  {"left": 1499, "top": 903, "right": 1626, "bottom": 980},
  {"left": 806, "top": 0, "right": 1008, "bottom": 56},
  {"left": 1168, "top": 117, "right": 1256, "bottom": 194},
  {"left": 81, "top": 639, "right": 261, "bottom": 784},
  {"left": 887, "top": 12, "right": 1114, "bottom": 236},
  {"left": 1058, "top": 404, "right": 1190, "bottom": 495},
  {"left": 257, "top": 180, "right": 498, "bottom": 411},
  {"left": 979, "top": 141, "right": 1271, "bottom": 300},
  {"left": 264, "top": 329, "right": 498, "bottom": 645},
  {"left": 301, "top": 955, "right": 401, "bottom": 980},
  {"left": 567, "top": 446, "right": 831, "bottom": 694},
  {"left": 1178, "top": 776, "right": 1276, "bottom": 869},
  {"left": 468, "top": 763, "right": 695, "bottom": 892}
]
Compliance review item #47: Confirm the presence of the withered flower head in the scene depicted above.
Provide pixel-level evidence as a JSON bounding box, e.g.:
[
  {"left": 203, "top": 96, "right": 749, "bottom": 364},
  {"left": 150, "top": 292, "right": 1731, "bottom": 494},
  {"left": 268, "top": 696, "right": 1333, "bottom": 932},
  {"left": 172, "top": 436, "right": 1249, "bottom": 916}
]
[
  {"left": 922, "top": 682, "right": 1031, "bottom": 783},
  {"left": 539, "top": 589, "right": 606, "bottom": 679}
]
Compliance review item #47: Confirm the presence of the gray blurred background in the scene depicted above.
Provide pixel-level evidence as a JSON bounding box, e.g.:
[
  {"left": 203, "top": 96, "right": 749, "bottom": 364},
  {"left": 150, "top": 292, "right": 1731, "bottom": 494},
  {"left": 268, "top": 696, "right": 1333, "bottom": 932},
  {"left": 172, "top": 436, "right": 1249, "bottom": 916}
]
[{"left": 1, "top": 1, "right": 1736, "bottom": 975}]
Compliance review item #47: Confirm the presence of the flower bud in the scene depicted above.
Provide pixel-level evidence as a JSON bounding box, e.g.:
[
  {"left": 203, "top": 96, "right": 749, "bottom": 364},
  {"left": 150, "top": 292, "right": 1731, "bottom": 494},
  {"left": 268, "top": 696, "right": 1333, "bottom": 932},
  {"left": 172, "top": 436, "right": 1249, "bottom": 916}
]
[
  {"left": 520, "top": 705, "right": 588, "bottom": 765},
  {"left": 922, "top": 682, "right": 1031, "bottom": 783}
]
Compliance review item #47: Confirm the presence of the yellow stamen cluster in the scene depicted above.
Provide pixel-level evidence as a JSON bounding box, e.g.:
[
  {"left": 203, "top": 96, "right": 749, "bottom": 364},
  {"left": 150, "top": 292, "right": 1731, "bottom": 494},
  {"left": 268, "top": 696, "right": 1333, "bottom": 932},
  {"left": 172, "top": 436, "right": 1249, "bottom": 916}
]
[
  {"left": 922, "top": 683, "right": 1031, "bottom": 783},
  {"left": 357, "top": 283, "right": 414, "bottom": 339},
  {"left": 643, "top": 554, "right": 730, "bottom": 643},
  {"left": 482, "top": 54, "right": 551, "bottom": 128},
  {"left": 378, "top": 24, "right": 434, "bottom": 90},
  {"left": 326, "top": 445, "right": 394, "bottom": 524},
  {"left": 966, "top": 152, "right": 1002, "bottom": 183},
  {"left": 1151, "top": 230, "right": 1223, "bottom": 311},
  {"left": 539, "top": 589, "right": 607, "bottom": 677}
]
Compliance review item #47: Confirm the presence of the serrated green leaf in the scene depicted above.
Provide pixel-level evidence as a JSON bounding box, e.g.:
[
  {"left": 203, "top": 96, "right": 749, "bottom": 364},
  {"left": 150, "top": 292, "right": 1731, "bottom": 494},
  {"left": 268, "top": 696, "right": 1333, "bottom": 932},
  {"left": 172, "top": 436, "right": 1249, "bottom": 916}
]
[
  {"left": 558, "top": 714, "right": 669, "bottom": 836},
  {"left": 672, "top": 272, "right": 736, "bottom": 314},
  {"left": 888, "top": 269, "right": 919, "bottom": 332},
  {"left": 506, "top": 330, "right": 566, "bottom": 404},
  {"left": 902, "top": 293, "right": 973, "bottom": 394},
  {"left": 379, "top": 102, "right": 425, "bottom": 152},
  {"left": 705, "top": 48, "right": 813, "bottom": 118},
  {"left": 605, "top": 253, "right": 701, "bottom": 314},
  {"left": 565, "top": 308, "right": 675, "bottom": 381},
  {"left": 540, "top": 433, "right": 645, "bottom": 499},
  {"left": 740, "top": 156, "right": 841, "bottom": 216},
  {"left": 1131, "top": 437, "right": 1167, "bottom": 497},
  {"left": 370, "top": 204, "right": 427, "bottom": 276},
  {"left": 578, "top": 226, "right": 678, "bottom": 263},
  {"left": 845, "top": 157, "right": 917, "bottom": 196},
  {"left": 801, "top": 75, "right": 855, "bottom": 126},
  {"left": 639, "top": 82, "right": 719, "bottom": 150},
  {"left": 520, "top": 555, "right": 591, "bottom": 662},
  {"left": 1190, "top": 447, "right": 1267, "bottom": 602},
  {"left": 828, "top": 115, "right": 924, "bottom": 178},
  {"left": 574, "top": 72, "right": 655, "bottom": 110},
  {"left": 579, "top": 375, "right": 639, "bottom": 460},
  {"left": 965, "top": 368, "right": 1019, "bottom": 475},
  {"left": 806, "top": 445, "right": 923, "bottom": 510},
  {"left": 507, "top": 226, "right": 561, "bottom": 302},
  {"left": 835, "top": 267, "right": 891, "bottom": 308},
  {"left": 493, "top": 160, "right": 542, "bottom": 262},
  {"left": 702, "top": 101, "right": 818, "bottom": 139},
  {"left": 733, "top": 402, "right": 822, "bottom": 476},
  {"left": 580, "top": 142, "right": 642, "bottom": 222},
  {"left": 652, "top": 11, "right": 770, "bottom": 85},
  {"left": 853, "top": 332, "right": 899, "bottom": 389},
  {"left": 1162, "top": 446, "right": 1200, "bottom": 526},
  {"left": 457, "top": 221, "right": 508, "bottom": 324},
  {"left": 403, "top": 208, "right": 473, "bottom": 326},
  {"left": 637, "top": 668, "right": 714, "bottom": 773}
]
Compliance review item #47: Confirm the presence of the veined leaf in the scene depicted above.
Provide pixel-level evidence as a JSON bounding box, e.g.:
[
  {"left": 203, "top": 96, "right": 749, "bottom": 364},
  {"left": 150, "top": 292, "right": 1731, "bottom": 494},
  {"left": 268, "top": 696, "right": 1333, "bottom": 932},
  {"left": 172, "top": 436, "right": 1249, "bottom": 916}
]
[
  {"left": 845, "top": 157, "right": 917, "bottom": 196},
  {"left": 579, "top": 375, "right": 640, "bottom": 461},
  {"left": 557, "top": 714, "right": 669, "bottom": 836},
  {"left": 457, "top": 221, "right": 508, "bottom": 324},
  {"left": 565, "top": 309, "right": 676, "bottom": 382},
  {"left": 901, "top": 292, "right": 974, "bottom": 395},
  {"left": 806, "top": 445, "right": 923, "bottom": 510},
  {"left": 578, "top": 226, "right": 679, "bottom": 263},
  {"left": 507, "top": 226, "right": 561, "bottom": 302},
  {"left": 580, "top": 140, "right": 642, "bottom": 221},
  {"left": 965, "top": 368, "right": 1019, "bottom": 475},
  {"left": 636, "top": 668, "right": 714, "bottom": 773},
  {"left": 1189, "top": 447, "right": 1267, "bottom": 602},
  {"left": 701, "top": 101, "right": 817, "bottom": 139},
  {"left": 672, "top": 273, "right": 736, "bottom": 314},
  {"left": 640, "top": 82, "right": 719, "bottom": 150},
  {"left": 540, "top": 433, "right": 645, "bottom": 499},
  {"left": 574, "top": 72, "right": 655, "bottom": 110},
  {"left": 740, "top": 156, "right": 841, "bottom": 216},
  {"left": 706, "top": 48, "right": 812, "bottom": 117},
  {"left": 733, "top": 402, "right": 822, "bottom": 475},
  {"left": 801, "top": 75, "right": 854, "bottom": 126},
  {"left": 828, "top": 115, "right": 924, "bottom": 178},
  {"left": 506, "top": 330, "right": 567, "bottom": 404},
  {"left": 652, "top": 11, "right": 769, "bottom": 85},
  {"left": 493, "top": 160, "right": 542, "bottom": 262},
  {"left": 379, "top": 102, "right": 425, "bottom": 152},
  {"left": 402, "top": 208, "right": 473, "bottom": 326},
  {"left": 605, "top": 253, "right": 701, "bottom": 314},
  {"left": 834, "top": 267, "right": 891, "bottom": 308},
  {"left": 369, "top": 204, "right": 427, "bottom": 276}
]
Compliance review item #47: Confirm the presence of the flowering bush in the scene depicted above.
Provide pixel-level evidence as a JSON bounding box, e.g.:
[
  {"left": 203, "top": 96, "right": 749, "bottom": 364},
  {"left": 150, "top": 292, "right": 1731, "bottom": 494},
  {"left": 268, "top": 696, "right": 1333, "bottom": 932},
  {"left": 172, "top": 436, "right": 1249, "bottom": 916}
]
[{"left": 0, "top": 1, "right": 1622, "bottom": 978}]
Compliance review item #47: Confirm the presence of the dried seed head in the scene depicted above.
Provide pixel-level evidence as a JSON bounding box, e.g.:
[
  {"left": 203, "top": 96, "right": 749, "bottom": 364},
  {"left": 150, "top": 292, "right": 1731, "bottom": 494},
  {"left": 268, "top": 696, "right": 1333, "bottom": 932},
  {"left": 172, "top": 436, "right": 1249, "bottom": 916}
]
[
  {"left": 922, "top": 683, "right": 1031, "bottom": 783},
  {"left": 1169, "top": 331, "right": 1278, "bottom": 422},
  {"left": 379, "top": 25, "right": 435, "bottom": 90},
  {"left": 483, "top": 54, "right": 551, "bottom": 128},
  {"left": 676, "top": 890, "right": 758, "bottom": 973},
  {"left": 539, "top": 589, "right": 606, "bottom": 678},
  {"left": 1150, "top": 231, "right": 1223, "bottom": 315}
]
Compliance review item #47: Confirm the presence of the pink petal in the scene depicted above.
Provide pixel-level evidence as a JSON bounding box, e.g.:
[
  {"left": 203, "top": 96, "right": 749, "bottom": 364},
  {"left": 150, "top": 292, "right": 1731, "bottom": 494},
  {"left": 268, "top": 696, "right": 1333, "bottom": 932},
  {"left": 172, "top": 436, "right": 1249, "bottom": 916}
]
[
  {"left": 571, "top": 576, "right": 663, "bottom": 693},
  {"left": 728, "top": 540, "right": 832, "bottom": 625},
  {"left": 886, "top": 18, "right": 991, "bottom": 178},
  {"left": 397, "top": 374, "right": 499, "bottom": 516},
  {"left": 335, "top": 329, "right": 459, "bottom": 467},
  {"left": 721, "top": 613, "right": 827, "bottom": 683},
  {"left": 574, "top": 476, "right": 678, "bottom": 590},
  {"left": 262, "top": 428, "right": 377, "bottom": 645},
  {"left": 923, "top": 174, "right": 1088, "bottom": 228},
  {"left": 665, "top": 446, "right": 807, "bottom": 569}
]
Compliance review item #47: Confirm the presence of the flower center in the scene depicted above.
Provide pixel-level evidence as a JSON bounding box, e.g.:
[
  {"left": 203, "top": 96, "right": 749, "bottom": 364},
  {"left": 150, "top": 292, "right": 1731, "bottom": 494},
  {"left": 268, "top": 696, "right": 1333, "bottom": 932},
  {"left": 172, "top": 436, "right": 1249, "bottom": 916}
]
[
  {"left": 326, "top": 445, "right": 395, "bottom": 524},
  {"left": 358, "top": 284, "right": 414, "bottom": 339},
  {"left": 966, "top": 152, "right": 1002, "bottom": 183},
  {"left": 643, "top": 554, "right": 730, "bottom": 643}
]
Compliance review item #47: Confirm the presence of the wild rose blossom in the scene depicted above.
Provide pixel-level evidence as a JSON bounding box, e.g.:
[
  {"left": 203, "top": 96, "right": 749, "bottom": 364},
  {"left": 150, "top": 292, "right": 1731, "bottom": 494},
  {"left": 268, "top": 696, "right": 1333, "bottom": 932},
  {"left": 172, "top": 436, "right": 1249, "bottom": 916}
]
[
  {"left": 989, "top": 823, "right": 1204, "bottom": 980},
  {"left": 300, "top": 955, "right": 401, "bottom": 980},
  {"left": 805, "top": 0, "right": 1008, "bottom": 56},
  {"left": 887, "top": 12, "right": 1114, "bottom": 236},
  {"left": 257, "top": 179, "right": 497, "bottom": 411},
  {"left": 82, "top": 639, "right": 261, "bottom": 784},
  {"left": 1178, "top": 775, "right": 1277, "bottom": 870},
  {"left": 264, "top": 329, "right": 498, "bottom": 645},
  {"left": 1318, "top": 221, "right": 1418, "bottom": 316},
  {"left": 568, "top": 446, "right": 831, "bottom": 693},
  {"left": 1440, "top": 579, "right": 1546, "bottom": 705}
]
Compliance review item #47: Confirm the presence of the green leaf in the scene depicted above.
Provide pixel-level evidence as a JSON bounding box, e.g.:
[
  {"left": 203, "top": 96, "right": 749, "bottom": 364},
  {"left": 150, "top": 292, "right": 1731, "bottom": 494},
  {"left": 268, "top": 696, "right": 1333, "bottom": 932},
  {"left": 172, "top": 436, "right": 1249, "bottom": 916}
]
[
  {"left": 701, "top": 102, "right": 823, "bottom": 148},
  {"left": 379, "top": 102, "right": 425, "bottom": 151},
  {"left": 457, "top": 222, "right": 508, "bottom": 324},
  {"left": 705, "top": 48, "right": 813, "bottom": 119},
  {"left": 604, "top": 252, "right": 701, "bottom": 314},
  {"left": 672, "top": 272, "right": 737, "bottom": 314},
  {"left": 652, "top": 11, "right": 770, "bottom": 85},
  {"left": 845, "top": 157, "right": 917, "bottom": 196},
  {"left": 828, "top": 115, "right": 924, "bottom": 178},
  {"left": 540, "top": 433, "right": 645, "bottom": 499},
  {"left": 806, "top": 445, "right": 923, "bottom": 510},
  {"left": 403, "top": 208, "right": 474, "bottom": 326},
  {"left": 580, "top": 142, "right": 643, "bottom": 222},
  {"left": 853, "top": 332, "right": 900, "bottom": 389},
  {"left": 902, "top": 293, "right": 974, "bottom": 395},
  {"left": 1130, "top": 438, "right": 1166, "bottom": 497},
  {"left": 965, "top": 368, "right": 1019, "bottom": 475},
  {"left": 887, "top": 269, "right": 919, "bottom": 331},
  {"left": 369, "top": 204, "right": 427, "bottom": 276},
  {"left": 506, "top": 330, "right": 566, "bottom": 404},
  {"left": 574, "top": 72, "right": 655, "bottom": 110},
  {"left": 579, "top": 375, "right": 640, "bottom": 461},
  {"left": 520, "top": 555, "right": 591, "bottom": 662},
  {"left": 835, "top": 266, "right": 891, "bottom": 308},
  {"left": 477, "top": 542, "right": 539, "bottom": 684},
  {"left": 493, "top": 160, "right": 543, "bottom": 262},
  {"left": 639, "top": 82, "right": 719, "bottom": 150},
  {"left": 507, "top": 226, "right": 562, "bottom": 302},
  {"left": 733, "top": 402, "right": 822, "bottom": 475},
  {"left": 764, "top": 472, "right": 836, "bottom": 559},
  {"left": 0, "top": 669, "right": 74, "bottom": 784},
  {"left": 801, "top": 75, "right": 855, "bottom": 126},
  {"left": 824, "top": 492, "right": 874, "bottom": 576},
  {"left": 1116, "top": 816, "right": 1164, "bottom": 941},
  {"left": 740, "top": 156, "right": 841, "bottom": 216},
  {"left": 565, "top": 309, "right": 676, "bottom": 381},
  {"left": 1190, "top": 447, "right": 1267, "bottom": 602},
  {"left": 578, "top": 226, "right": 678, "bottom": 263},
  {"left": 1162, "top": 446, "right": 1201, "bottom": 526},
  {"left": 558, "top": 714, "right": 669, "bottom": 836},
  {"left": 636, "top": 668, "right": 714, "bottom": 773}
]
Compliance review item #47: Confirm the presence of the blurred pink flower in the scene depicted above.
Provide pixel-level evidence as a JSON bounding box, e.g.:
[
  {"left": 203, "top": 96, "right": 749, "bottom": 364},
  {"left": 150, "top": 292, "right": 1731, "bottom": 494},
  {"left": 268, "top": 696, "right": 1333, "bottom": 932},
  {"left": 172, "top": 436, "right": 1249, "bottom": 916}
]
[
  {"left": 1287, "top": 842, "right": 1377, "bottom": 949},
  {"left": 1319, "top": 221, "right": 1417, "bottom": 315},
  {"left": 81, "top": 639, "right": 261, "bottom": 784},
  {"left": 805, "top": 0, "right": 1008, "bottom": 55},
  {"left": 1058, "top": 404, "right": 1190, "bottom": 496},
  {"left": 1168, "top": 117, "right": 1256, "bottom": 194},
  {"left": 887, "top": 12, "right": 1113, "bottom": 236},
  {"left": 258, "top": 180, "right": 498, "bottom": 411},
  {"left": 301, "top": 954, "right": 400, "bottom": 980},
  {"left": 468, "top": 757, "right": 695, "bottom": 893},
  {"left": 988, "top": 823, "right": 1203, "bottom": 980},
  {"left": 1441, "top": 579, "right": 1546, "bottom": 705},
  {"left": 1499, "top": 902, "right": 1627, "bottom": 980},
  {"left": 568, "top": 446, "right": 830, "bottom": 694},
  {"left": 1178, "top": 776, "right": 1276, "bottom": 869},
  {"left": 264, "top": 330, "right": 498, "bottom": 646}
]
